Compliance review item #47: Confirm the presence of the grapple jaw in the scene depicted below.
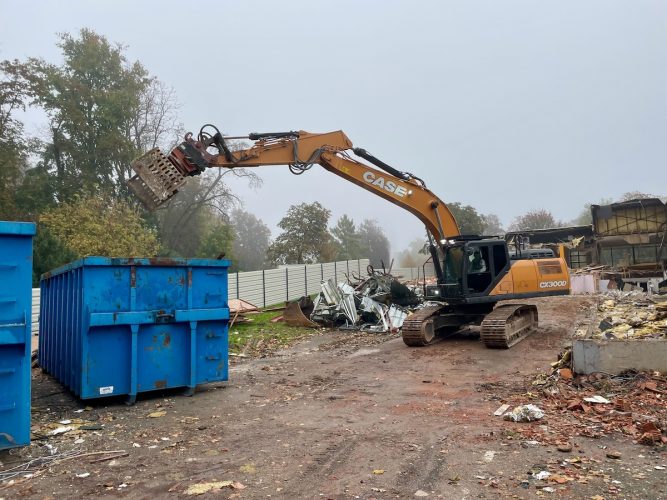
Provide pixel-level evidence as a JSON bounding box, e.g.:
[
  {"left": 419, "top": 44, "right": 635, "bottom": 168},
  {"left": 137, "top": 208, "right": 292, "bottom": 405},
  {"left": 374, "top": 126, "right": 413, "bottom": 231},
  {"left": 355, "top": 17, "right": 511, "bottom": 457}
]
[
  {"left": 127, "top": 133, "right": 213, "bottom": 210},
  {"left": 127, "top": 148, "right": 188, "bottom": 211}
]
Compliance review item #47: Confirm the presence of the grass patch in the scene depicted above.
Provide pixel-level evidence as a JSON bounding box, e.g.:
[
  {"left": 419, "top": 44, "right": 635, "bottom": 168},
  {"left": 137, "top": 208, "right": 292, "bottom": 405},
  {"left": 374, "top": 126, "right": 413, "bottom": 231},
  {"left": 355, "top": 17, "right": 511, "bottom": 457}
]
[{"left": 228, "top": 310, "right": 316, "bottom": 356}]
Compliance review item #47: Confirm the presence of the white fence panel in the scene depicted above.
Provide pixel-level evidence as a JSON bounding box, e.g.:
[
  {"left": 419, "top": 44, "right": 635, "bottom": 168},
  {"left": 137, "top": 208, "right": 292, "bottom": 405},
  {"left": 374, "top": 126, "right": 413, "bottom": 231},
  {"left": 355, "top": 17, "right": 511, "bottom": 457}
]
[
  {"left": 229, "top": 259, "right": 371, "bottom": 308},
  {"left": 32, "top": 288, "right": 40, "bottom": 334},
  {"left": 263, "top": 268, "right": 287, "bottom": 307}
]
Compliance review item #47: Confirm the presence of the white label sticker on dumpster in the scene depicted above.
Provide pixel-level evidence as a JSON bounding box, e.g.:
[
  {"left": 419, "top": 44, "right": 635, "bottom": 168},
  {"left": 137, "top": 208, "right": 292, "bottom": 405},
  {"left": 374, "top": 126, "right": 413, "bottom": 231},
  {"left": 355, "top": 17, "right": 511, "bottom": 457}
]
[{"left": 99, "top": 386, "right": 114, "bottom": 395}]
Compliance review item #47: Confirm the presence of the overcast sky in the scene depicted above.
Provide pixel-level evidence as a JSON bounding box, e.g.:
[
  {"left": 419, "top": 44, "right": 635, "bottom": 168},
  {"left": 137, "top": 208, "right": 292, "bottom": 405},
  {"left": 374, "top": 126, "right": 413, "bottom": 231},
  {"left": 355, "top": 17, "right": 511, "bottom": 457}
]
[{"left": 1, "top": 0, "right": 665, "bottom": 255}]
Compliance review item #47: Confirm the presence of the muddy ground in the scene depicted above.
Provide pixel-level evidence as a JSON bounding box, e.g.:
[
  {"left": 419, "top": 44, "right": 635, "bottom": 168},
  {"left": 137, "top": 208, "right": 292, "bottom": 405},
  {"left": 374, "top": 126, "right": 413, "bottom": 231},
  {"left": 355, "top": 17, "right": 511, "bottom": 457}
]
[{"left": 2, "top": 296, "right": 667, "bottom": 499}]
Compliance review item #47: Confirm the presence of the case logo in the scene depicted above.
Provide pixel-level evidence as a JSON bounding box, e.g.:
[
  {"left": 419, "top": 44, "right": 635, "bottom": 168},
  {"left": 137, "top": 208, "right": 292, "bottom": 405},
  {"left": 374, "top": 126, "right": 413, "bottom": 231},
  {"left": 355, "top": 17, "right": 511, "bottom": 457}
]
[{"left": 363, "top": 172, "right": 408, "bottom": 197}]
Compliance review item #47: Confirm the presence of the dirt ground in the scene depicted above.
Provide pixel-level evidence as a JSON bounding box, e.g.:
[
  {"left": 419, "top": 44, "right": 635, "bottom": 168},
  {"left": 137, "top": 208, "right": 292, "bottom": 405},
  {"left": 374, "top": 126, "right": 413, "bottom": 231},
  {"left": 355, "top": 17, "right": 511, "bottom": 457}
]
[{"left": 2, "top": 295, "right": 667, "bottom": 499}]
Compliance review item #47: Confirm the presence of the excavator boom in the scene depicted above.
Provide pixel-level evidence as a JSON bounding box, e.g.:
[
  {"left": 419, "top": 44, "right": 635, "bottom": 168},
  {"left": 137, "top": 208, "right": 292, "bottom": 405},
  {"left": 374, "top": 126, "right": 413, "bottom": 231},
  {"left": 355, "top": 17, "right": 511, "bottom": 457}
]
[{"left": 127, "top": 128, "right": 459, "bottom": 242}]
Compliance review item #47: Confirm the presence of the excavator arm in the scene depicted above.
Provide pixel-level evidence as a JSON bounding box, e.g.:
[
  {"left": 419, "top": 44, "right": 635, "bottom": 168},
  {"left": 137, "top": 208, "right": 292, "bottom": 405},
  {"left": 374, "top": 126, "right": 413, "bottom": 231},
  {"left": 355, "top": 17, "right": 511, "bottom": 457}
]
[
  {"left": 127, "top": 127, "right": 459, "bottom": 242},
  {"left": 128, "top": 125, "right": 570, "bottom": 350}
]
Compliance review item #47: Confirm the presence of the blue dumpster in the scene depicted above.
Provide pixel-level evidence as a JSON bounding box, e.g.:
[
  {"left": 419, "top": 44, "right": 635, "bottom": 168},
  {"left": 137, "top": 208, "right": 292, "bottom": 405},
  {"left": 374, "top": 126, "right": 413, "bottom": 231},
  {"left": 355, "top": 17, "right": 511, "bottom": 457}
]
[
  {"left": 0, "top": 221, "right": 36, "bottom": 450},
  {"left": 39, "top": 257, "right": 230, "bottom": 403}
]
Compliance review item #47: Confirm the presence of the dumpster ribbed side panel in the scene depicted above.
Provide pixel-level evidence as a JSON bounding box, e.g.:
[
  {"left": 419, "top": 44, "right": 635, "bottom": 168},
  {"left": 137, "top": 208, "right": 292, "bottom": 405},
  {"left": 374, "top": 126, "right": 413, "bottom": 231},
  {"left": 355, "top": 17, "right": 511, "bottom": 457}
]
[
  {"left": 39, "top": 258, "right": 230, "bottom": 401},
  {"left": 42, "top": 266, "right": 83, "bottom": 394},
  {"left": 0, "top": 221, "right": 36, "bottom": 450}
]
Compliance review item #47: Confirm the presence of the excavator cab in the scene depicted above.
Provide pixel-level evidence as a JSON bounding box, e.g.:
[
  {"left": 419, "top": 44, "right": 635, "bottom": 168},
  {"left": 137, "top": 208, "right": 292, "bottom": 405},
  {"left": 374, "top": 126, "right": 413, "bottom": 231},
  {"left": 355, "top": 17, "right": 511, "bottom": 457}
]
[{"left": 425, "top": 238, "right": 510, "bottom": 303}]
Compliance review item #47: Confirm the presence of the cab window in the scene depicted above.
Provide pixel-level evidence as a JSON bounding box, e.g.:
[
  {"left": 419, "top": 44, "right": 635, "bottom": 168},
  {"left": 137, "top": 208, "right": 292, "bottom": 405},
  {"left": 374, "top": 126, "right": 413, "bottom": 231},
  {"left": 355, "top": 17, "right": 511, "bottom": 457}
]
[{"left": 467, "top": 246, "right": 492, "bottom": 293}]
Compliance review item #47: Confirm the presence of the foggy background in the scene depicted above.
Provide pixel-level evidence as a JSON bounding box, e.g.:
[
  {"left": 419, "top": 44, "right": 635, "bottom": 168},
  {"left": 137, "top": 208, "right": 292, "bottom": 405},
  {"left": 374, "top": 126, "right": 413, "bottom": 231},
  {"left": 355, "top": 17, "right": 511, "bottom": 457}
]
[{"left": 2, "top": 0, "right": 665, "bottom": 254}]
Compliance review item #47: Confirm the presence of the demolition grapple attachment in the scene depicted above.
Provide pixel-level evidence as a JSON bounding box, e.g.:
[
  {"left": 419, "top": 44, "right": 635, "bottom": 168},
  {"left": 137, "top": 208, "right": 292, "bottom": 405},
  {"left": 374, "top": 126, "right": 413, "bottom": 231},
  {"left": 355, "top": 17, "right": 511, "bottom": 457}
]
[
  {"left": 126, "top": 148, "right": 188, "bottom": 211},
  {"left": 127, "top": 125, "right": 229, "bottom": 210}
]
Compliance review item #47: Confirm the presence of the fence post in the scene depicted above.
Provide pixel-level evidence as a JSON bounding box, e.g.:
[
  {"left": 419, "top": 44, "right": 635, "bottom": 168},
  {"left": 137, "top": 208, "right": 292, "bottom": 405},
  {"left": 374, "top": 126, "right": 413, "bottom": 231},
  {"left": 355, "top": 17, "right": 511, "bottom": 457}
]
[
  {"left": 346, "top": 260, "right": 350, "bottom": 278},
  {"left": 304, "top": 265, "right": 308, "bottom": 296},
  {"left": 262, "top": 269, "right": 266, "bottom": 308},
  {"left": 236, "top": 272, "right": 239, "bottom": 299},
  {"left": 357, "top": 259, "right": 361, "bottom": 275},
  {"left": 285, "top": 267, "right": 289, "bottom": 302},
  {"left": 334, "top": 261, "right": 337, "bottom": 282},
  {"left": 320, "top": 263, "right": 324, "bottom": 281}
]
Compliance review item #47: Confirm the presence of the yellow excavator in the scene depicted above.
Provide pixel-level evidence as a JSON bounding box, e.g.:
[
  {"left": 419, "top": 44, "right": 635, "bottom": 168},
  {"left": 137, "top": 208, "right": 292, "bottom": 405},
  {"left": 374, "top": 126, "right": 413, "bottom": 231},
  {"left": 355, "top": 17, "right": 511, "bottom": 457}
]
[{"left": 127, "top": 125, "right": 570, "bottom": 348}]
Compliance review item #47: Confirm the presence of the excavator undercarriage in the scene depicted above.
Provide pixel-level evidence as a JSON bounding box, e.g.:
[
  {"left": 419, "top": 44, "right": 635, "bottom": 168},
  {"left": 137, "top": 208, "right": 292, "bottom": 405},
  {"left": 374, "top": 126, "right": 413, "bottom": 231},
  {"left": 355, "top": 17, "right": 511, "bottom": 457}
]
[{"left": 401, "top": 302, "right": 538, "bottom": 348}]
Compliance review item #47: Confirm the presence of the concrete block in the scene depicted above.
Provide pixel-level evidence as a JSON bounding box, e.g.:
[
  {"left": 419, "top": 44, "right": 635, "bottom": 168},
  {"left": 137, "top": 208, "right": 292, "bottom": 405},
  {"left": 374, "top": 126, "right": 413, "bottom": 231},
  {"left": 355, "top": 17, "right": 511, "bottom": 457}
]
[{"left": 573, "top": 339, "right": 667, "bottom": 375}]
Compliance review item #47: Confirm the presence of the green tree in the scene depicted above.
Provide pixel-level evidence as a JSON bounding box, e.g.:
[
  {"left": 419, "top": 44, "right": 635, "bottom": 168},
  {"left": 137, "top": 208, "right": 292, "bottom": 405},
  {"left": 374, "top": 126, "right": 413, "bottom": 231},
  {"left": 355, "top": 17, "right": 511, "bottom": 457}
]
[
  {"left": 39, "top": 194, "right": 160, "bottom": 258},
  {"left": 13, "top": 163, "right": 60, "bottom": 216},
  {"left": 197, "top": 222, "right": 235, "bottom": 261},
  {"left": 8, "top": 29, "right": 185, "bottom": 204},
  {"left": 0, "top": 60, "right": 33, "bottom": 218},
  {"left": 267, "top": 202, "right": 333, "bottom": 265},
  {"left": 509, "top": 209, "right": 562, "bottom": 231},
  {"left": 31, "top": 226, "right": 77, "bottom": 286},
  {"left": 358, "top": 219, "right": 390, "bottom": 268},
  {"left": 448, "top": 202, "right": 485, "bottom": 235},
  {"left": 331, "top": 214, "right": 362, "bottom": 260},
  {"left": 14, "top": 29, "right": 150, "bottom": 200},
  {"left": 481, "top": 213, "right": 504, "bottom": 235},
  {"left": 230, "top": 208, "right": 271, "bottom": 271},
  {"left": 396, "top": 238, "right": 429, "bottom": 268}
]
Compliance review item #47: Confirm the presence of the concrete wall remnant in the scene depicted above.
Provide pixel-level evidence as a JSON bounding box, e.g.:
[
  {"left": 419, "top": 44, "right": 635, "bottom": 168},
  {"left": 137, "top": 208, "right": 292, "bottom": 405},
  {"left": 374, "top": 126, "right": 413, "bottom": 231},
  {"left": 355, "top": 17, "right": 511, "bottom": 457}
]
[{"left": 573, "top": 339, "right": 667, "bottom": 375}]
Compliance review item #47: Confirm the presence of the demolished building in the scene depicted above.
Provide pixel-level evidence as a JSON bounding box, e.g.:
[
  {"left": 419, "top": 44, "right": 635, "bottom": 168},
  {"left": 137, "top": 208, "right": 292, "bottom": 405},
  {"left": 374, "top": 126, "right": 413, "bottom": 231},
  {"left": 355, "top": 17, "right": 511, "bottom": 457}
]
[
  {"left": 591, "top": 198, "right": 666, "bottom": 272},
  {"left": 505, "top": 198, "right": 666, "bottom": 271}
]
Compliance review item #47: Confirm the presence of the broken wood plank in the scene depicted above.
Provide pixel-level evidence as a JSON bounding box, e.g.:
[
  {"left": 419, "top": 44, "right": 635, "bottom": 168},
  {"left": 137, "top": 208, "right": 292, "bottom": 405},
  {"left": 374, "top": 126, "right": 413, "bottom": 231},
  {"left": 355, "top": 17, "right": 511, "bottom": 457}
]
[{"left": 493, "top": 404, "right": 510, "bottom": 416}]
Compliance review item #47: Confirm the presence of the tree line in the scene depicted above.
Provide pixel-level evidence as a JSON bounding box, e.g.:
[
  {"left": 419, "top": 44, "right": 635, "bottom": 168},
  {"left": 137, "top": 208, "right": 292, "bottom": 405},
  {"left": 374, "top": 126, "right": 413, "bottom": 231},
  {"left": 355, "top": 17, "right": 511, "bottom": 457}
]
[
  {"left": 0, "top": 29, "right": 392, "bottom": 283},
  {"left": 267, "top": 203, "right": 390, "bottom": 268}
]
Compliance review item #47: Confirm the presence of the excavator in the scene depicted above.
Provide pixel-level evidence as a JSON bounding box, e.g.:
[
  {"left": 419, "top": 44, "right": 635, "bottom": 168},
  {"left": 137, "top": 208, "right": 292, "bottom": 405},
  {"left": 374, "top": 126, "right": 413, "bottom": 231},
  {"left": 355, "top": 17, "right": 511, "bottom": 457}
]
[{"left": 127, "top": 124, "right": 570, "bottom": 348}]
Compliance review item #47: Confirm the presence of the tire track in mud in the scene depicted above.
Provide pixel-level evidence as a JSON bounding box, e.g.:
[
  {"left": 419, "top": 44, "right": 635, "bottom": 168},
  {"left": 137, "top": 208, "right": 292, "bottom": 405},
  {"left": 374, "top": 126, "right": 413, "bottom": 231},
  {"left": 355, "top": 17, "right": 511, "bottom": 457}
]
[
  {"left": 390, "top": 437, "right": 450, "bottom": 494},
  {"left": 282, "top": 436, "right": 359, "bottom": 497}
]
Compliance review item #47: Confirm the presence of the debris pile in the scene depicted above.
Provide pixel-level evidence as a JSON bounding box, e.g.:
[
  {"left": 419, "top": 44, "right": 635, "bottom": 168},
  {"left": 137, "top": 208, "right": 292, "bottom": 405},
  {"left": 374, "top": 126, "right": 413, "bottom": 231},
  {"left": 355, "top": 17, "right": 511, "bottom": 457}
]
[
  {"left": 485, "top": 370, "right": 667, "bottom": 447},
  {"left": 583, "top": 291, "right": 667, "bottom": 340},
  {"left": 570, "top": 264, "right": 610, "bottom": 276},
  {"left": 303, "top": 271, "right": 423, "bottom": 332}
]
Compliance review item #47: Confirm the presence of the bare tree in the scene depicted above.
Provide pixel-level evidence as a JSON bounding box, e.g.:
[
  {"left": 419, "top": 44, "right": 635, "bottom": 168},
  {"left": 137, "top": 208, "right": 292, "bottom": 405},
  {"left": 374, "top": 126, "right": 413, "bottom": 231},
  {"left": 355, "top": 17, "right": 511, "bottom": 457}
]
[
  {"left": 620, "top": 191, "right": 660, "bottom": 202},
  {"left": 157, "top": 168, "right": 261, "bottom": 257},
  {"left": 509, "top": 209, "right": 563, "bottom": 231},
  {"left": 130, "top": 79, "right": 183, "bottom": 151}
]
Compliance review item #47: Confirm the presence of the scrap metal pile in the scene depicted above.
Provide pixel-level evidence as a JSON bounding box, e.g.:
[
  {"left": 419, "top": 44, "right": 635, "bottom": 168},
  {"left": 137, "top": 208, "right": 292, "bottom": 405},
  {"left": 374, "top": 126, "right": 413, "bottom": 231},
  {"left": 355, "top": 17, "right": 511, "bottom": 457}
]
[
  {"left": 285, "top": 270, "right": 427, "bottom": 332},
  {"left": 581, "top": 291, "right": 667, "bottom": 340}
]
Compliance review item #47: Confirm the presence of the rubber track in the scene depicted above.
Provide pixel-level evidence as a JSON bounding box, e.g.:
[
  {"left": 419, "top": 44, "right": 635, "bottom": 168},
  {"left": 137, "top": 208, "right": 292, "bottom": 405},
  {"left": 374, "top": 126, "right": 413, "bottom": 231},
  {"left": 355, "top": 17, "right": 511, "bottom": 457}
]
[
  {"left": 401, "top": 305, "right": 446, "bottom": 347},
  {"left": 479, "top": 303, "right": 537, "bottom": 349}
]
